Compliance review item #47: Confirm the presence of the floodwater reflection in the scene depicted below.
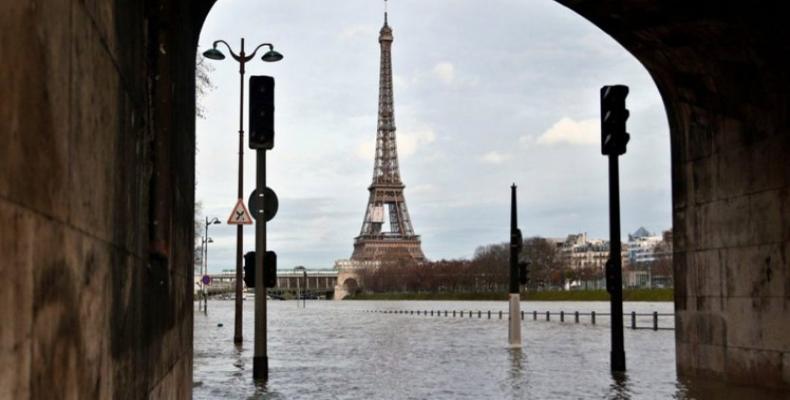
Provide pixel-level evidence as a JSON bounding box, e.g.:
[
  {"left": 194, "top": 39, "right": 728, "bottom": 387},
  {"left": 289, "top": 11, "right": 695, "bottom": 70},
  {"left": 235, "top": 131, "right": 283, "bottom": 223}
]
[
  {"left": 608, "top": 371, "right": 631, "bottom": 399},
  {"left": 193, "top": 300, "right": 786, "bottom": 399}
]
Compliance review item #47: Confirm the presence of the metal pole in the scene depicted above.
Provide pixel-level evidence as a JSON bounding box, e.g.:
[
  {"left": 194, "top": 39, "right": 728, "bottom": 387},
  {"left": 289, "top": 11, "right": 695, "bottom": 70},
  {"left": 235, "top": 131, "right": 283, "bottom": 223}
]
[
  {"left": 608, "top": 154, "right": 626, "bottom": 371},
  {"left": 203, "top": 228, "right": 208, "bottom": 315},
  {"left": 508, "top": 184, "right": 522, "bottom": 347},
  {"left": 253, "top": 149, "right": 268, "bottom": 380},
  {"left": 233, "top": 38, "right": 246, "bottom": 345},
  {"left": 204, "top": 217, "right": 210, "bottom": 314},
  {"left": 199, "top": 238, "right": 205, "bottom": 312}
]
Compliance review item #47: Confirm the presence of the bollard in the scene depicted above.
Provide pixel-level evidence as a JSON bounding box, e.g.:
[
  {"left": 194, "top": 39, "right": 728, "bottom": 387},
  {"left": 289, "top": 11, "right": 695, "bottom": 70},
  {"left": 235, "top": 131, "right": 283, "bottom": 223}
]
[
  {"left": 521, "top": 311, "right": 524, "bottom": 321},
  {"left": 453, "top": 310, "right": 456, "bottom": 317},
  {"left": 653, "top": 311, "right": 658, "bottom": 331},
  {"left": 469, "top": 311, "right": 473, "bottom": 319},
  {"left": 560, "top": 311, "right": 565, "bottom": 322},
  {"left": 410, "top": 310, "right": 413, "bottom": 315},
  {"left": 631, "top": 311, "right": 636, "bottom": 330},
  {"left": 478, "top": 311, "right": 481, "bottom": 319},
  {"left": 575, "top": 311, "right": 579, "bottom": 323},
  {"left": 430, "top": 310, "right": 433, "bottom": 316},
  {"left": 445, "top": 310, "right": 448, "bottom": 317},
  {"left": 546, "top": 311, "right": 550, "bottom": 321},
  {"left": 488, "top": 311, "right": 491, "bottom": 319},
  {"left": 499, "top": 311, "right": 503, "bottom": 320},
  {"left": 591, "top": 311, "right": 596, "bottom": 325},
  {"left": 533, "top": 311, "right": 537, "bottom": 320}
]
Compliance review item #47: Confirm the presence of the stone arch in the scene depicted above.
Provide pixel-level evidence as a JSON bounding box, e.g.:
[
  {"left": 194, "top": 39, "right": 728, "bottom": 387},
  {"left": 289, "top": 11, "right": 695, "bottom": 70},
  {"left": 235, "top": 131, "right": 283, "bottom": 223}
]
[
  {"left": 553, "top": 1, "right": 790, "bottom": 388},
  {"left": 342, "top": 278, "right": 360, "bottom": 292},
  {"left": 189, "top": 0, "right": 790, "bottom": 388},
  {"left": 7, "top": 1, "right": 789, "bottom": 397}
]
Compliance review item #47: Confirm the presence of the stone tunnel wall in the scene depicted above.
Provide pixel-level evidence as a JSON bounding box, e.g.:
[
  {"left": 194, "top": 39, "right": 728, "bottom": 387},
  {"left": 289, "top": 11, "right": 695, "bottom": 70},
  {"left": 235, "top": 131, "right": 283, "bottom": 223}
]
[
  {"left": 0, "top": 0, "right": 213, "bottom": 398},
  {"left": 3, "top": 0, "right": 789, "bottom": 396},
  {"left": 558, "top": 0, "right": 790, "bottom": 388}
]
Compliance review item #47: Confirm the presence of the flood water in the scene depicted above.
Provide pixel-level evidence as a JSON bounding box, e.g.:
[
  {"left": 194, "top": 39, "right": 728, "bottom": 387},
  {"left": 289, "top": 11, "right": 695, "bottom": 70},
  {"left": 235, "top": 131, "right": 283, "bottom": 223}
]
[{"left": 193, "top": 300, "right": 788, "bottom": 399}]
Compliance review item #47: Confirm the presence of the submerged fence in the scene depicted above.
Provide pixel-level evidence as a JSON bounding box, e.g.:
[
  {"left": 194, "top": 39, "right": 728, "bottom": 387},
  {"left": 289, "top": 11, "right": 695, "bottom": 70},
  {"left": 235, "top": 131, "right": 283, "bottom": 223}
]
[{"left": 364, "top": 309, "right": 675, "bottom": 331}]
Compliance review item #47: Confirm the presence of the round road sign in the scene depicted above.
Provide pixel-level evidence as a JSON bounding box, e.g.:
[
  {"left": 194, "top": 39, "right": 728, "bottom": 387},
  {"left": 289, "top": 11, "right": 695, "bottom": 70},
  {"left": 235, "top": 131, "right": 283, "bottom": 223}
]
[
  {"left": 248, "top": 187, "right": 279, "bottom": 222},
  {"left": 201, "top": 275, "right": 211, "bottom": 285}
]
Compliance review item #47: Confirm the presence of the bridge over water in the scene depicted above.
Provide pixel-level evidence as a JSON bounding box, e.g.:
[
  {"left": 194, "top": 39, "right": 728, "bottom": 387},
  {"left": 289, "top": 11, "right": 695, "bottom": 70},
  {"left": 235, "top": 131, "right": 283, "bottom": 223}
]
[{"left": 196, "top": 270, "right": 338, "bottom": 298}]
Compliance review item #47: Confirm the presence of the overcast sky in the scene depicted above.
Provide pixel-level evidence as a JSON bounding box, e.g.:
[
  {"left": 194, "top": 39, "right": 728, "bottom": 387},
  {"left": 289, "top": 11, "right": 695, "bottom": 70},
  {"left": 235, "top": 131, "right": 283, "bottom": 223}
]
[{"left": 196, "top": 0, "right": 671, "bottom": 272}]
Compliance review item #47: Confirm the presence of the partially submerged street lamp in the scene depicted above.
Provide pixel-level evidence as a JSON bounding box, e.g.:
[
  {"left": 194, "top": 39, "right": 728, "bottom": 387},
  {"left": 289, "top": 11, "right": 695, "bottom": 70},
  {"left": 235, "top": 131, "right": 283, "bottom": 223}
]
[
  {"left": 202, "top": 217, "right": 220, "bottom": 313},
  {"left": 202, "top": 38, "right": 283, "bottom": 345}
]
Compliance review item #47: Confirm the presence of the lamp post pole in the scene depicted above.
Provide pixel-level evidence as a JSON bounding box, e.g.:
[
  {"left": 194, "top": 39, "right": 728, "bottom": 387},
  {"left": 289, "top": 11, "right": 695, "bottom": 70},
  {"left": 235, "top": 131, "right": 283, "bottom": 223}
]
[
  {"left": 234, "top": 38, "right": 246, "bottom": 345},
  {"left": 199, "top": 237, "right": 206, "bottom": 311},
  {"left": 203, "top": 217, "right": 219, "bottom": 314},
  {"left": 202, "top": 38, "right": 283, "bottom": 345}
]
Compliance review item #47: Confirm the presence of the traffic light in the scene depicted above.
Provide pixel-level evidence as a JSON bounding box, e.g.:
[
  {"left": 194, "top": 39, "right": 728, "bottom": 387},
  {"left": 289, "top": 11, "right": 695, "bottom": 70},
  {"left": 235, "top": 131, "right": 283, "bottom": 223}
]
[
  {"left": 249, "top": 75, "right": 275, "bottom": 150},
  {"left": 600, "top": 85, "right": 630, "bottom": 155},
  {"left": 510, "top": 228, "right": 523, "bottom": 253},
  {"left": 518, "top": 261, "right": 529, "bottom": 285},
  {"left": 243, "top": 251, "right": 256, "bottom": 288},
  {"left": 264, "top": 251, "right": 277, "bottom": 288},
  {"left": 605, "top": 258, "right": 615, "bottom": 294},
  {"left": 243, "top": 250, "right": 277, "bottom": 288}
]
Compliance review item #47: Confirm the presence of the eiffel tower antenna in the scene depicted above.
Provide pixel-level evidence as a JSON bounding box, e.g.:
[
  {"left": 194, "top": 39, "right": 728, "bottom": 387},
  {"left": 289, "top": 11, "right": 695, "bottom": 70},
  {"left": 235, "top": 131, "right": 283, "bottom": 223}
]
[{"left": 351, "top": 8, "right": 426, "bottom": 262}]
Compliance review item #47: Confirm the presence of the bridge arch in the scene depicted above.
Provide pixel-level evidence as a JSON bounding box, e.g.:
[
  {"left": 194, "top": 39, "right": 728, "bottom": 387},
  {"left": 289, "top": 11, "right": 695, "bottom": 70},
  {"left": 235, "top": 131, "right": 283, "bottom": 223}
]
[
  {"left": 4, "top": 1, "right": 789, "bottom": 397},
  {"left": 191, "top": 0, "right": 790, "bottom": 388}
]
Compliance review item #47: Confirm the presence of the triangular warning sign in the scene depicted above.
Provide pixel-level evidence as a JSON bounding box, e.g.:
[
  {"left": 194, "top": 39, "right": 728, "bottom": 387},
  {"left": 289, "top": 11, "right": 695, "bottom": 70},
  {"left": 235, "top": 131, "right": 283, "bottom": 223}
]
[{"left": 227, "top": 198, "right": 253, "bottom": 225}]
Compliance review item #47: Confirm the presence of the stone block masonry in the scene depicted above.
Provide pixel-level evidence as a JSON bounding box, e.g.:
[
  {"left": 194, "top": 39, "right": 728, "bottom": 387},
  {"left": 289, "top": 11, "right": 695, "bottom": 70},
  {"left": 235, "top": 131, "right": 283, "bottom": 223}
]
[
  {"left": 0, "top": 0, "right": 214, "bottom": 398},
  {"left": 557, "top": 0, "right": 790, "bottom": 389}
]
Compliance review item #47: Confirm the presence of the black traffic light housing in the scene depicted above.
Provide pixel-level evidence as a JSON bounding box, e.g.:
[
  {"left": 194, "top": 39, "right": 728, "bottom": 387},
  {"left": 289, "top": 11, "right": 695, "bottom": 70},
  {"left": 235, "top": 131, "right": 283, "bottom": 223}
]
[
  {"left": 511, "top": 228, "right": 523, "bottom": 253},
  {"left": 600, "top": 85, "right": 630, "bottom": 156},
  {"left": 249, "top": 75, "right": 275, "bottom": 150},
  {"left": 518, "top": 261, "right": 530, "bottom": 285},
  {"left": 243, "top": 251, "right": 256, "bottom": 288},
  {"left": 264, "top": 251, "right": 277, "bottom": 288},
  {"left": 605, "top": 258, "right": 615, "bottom": 293},
  {"left": 243, "top": 250, "right": 278, "bottom": 288}
]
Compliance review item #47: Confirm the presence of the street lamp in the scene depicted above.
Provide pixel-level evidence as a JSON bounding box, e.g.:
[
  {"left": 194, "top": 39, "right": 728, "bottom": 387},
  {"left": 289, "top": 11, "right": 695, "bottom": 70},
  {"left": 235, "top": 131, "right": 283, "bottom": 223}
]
[
  {"left": 202, "top": 217, "right": 220, "bottom": 313},
  {"left": 202, "top": 38, "right": 283, "bottom": 344}
]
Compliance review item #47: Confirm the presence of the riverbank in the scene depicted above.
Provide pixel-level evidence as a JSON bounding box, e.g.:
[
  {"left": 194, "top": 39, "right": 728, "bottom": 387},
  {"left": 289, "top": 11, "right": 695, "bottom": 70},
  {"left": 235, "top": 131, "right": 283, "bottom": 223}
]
[{"left": 347, "top": 288, "right": 673, "bottom": 302}]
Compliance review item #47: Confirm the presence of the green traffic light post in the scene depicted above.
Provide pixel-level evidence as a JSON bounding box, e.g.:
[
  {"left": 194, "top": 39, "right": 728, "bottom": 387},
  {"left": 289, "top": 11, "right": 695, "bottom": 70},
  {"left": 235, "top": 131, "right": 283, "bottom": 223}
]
[
  {"left": 600, "top": 84, "right": 630, "bottom": 372},
  {"left": 202, "top": 38, "right": 283, "bottom": 346}
]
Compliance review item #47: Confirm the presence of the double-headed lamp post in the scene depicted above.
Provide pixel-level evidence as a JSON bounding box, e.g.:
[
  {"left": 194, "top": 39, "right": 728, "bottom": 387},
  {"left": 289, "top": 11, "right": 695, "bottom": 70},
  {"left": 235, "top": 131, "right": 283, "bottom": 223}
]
[
  {"left": 202, "top": 38, "right": 283, "bottom": 344},
  {"left": 202, "top": 217, "right": 220, "bottom": 313}
]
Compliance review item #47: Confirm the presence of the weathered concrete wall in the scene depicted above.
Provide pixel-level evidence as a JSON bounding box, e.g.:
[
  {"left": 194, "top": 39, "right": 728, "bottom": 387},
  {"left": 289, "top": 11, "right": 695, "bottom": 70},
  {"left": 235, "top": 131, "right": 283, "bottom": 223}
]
[
  {"left": 1, "top": 0, "right": 212, "bottom": 398},
  {"left": 558, "top": 0, "right": 790, "bottom": 389}
]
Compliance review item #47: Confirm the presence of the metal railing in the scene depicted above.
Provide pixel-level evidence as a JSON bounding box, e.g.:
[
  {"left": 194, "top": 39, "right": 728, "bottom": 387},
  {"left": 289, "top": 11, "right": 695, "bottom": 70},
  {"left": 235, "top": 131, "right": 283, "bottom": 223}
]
[{"left": 364, "top": 309, "right": 675, "bottom": 331}]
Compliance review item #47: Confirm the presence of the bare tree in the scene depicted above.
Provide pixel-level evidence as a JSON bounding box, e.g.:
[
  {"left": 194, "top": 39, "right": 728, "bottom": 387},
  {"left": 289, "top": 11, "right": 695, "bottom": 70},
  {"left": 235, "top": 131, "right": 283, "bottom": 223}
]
[{"left": 195, "top": 53, "right": 214, "bottom": 119}]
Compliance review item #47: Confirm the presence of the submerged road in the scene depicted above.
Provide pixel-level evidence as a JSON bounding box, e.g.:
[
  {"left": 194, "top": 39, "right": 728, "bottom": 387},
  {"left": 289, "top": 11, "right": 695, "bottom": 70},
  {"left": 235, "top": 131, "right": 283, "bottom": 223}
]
[{"left": 193, "top": 300, "right": 785, "bottom": 399}]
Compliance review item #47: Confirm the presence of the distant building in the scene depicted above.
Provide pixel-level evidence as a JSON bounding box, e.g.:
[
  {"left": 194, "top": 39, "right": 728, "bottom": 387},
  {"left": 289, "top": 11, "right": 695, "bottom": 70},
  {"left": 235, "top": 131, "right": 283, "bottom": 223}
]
[
  {"left": 624, "top": 227, "right": 673, "bottom": 288},
  {"left": 558, "top": 232, "right": 628, "bottom": 290},
  {"left": 559, "top": 232, "right": 628, "bottom": 271}
]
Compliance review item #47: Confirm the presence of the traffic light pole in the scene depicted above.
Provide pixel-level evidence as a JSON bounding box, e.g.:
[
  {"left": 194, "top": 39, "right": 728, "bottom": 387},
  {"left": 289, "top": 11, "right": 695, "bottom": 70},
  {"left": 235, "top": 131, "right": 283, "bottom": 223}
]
[
  {"left": 509, "top": 184, "right": 522, "bottom": 348},
  {"left": 608, "top": 154, "right": 626, "bottom": 372},
  {"left": 253, "top": 149, "right": 268, "bottom": 380}
]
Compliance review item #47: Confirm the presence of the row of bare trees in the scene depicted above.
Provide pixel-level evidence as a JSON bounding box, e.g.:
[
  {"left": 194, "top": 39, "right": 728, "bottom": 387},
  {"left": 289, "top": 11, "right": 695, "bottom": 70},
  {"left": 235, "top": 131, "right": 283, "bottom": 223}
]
[
  {"left": 357, "top": 237, "right": 673, "bottom": 293},
  {"left": 358, "top": 238, "right": 568, "bottom": 293}
]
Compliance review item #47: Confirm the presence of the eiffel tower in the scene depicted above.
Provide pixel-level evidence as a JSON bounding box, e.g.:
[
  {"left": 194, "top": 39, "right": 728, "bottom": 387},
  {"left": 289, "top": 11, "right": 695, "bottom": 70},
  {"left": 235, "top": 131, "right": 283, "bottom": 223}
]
[{"left": 350, "top": 9, "right": 426, "bottom": 263}]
